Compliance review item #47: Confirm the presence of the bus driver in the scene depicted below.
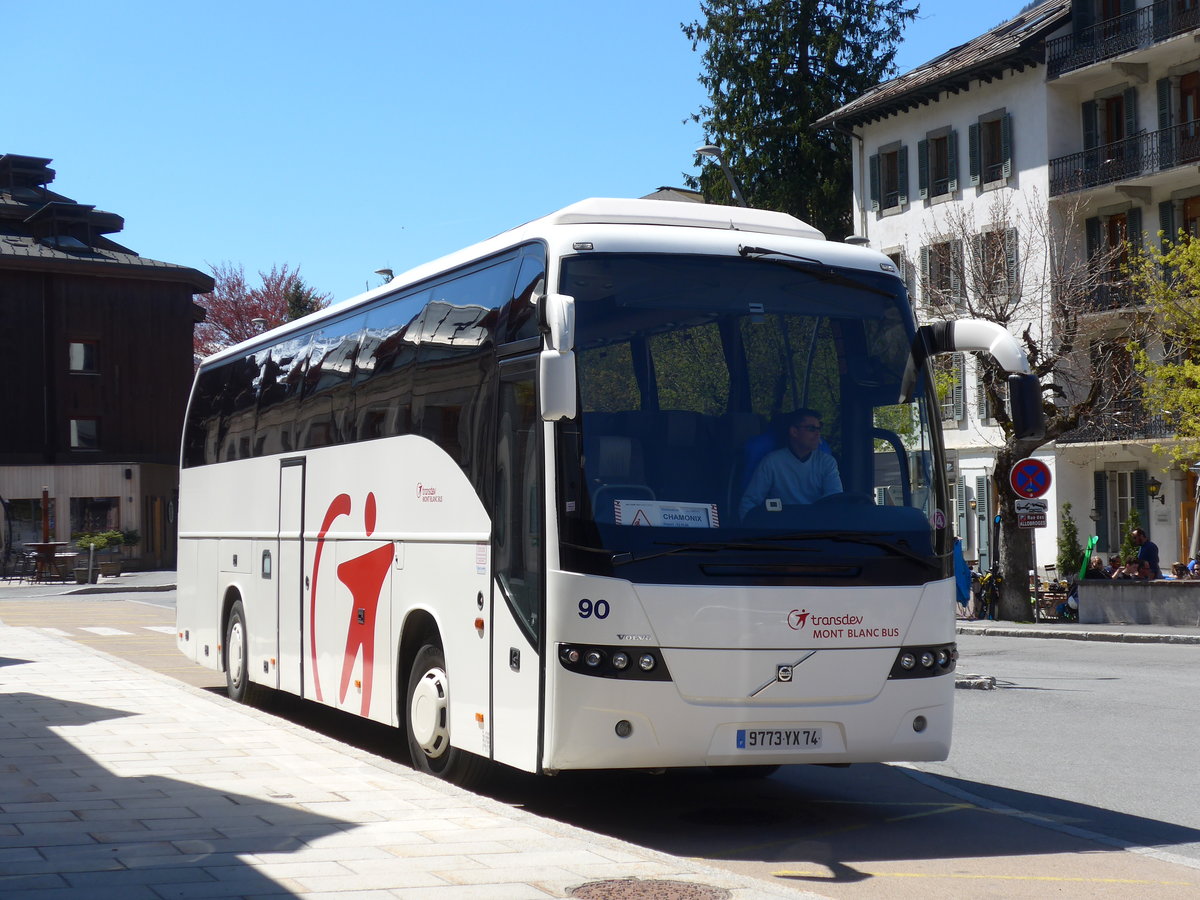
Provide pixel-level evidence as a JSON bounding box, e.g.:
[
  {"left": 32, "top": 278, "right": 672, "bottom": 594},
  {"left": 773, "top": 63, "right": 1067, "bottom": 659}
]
[{"left": 739, "top": 408, "right": 842, "bottom": 518}]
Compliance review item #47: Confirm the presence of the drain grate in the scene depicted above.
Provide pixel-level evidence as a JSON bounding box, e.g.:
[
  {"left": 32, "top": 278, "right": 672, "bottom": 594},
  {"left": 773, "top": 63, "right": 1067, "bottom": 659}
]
[{"left": 569, "top": 878, "right": 731, "bottom": 900}]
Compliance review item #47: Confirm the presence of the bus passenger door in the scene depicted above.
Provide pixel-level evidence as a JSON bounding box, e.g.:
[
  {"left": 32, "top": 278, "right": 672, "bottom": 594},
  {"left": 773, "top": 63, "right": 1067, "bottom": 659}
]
[
  {"left": 277, "top": 458, "right": 305, "bottom": 695},
  {"left": 490, "top": 358, "right": 543, "bottom": 772}
]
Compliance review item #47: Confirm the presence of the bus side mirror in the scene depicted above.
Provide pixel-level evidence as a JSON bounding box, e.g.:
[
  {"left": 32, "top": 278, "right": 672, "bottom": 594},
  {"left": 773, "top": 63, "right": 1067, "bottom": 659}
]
[
  {"left": 539, "top": 350, "right": 577, "bottom": 421},
  {"left": 1007, "top": 373, "right": 1045, "bottom": 441},
  {"left": 540, "top": 293, "right": 575, "bottom": 351}
]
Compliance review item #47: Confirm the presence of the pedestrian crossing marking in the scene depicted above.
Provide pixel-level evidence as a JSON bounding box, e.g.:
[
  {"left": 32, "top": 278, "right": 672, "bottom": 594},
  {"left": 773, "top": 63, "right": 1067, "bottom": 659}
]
[
  {"left": 144, "top": 625, "right": 176, "bottom": 634},
  {"left": 79, "top": 626, "right": 134, "bottom": 636}
]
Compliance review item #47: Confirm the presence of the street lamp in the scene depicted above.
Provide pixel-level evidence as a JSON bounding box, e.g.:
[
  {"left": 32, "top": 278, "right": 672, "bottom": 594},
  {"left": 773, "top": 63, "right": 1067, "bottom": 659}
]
[
  {"left": 1146, "top": 475, "right": 1165, "bottom": 505},
  {"left": 696, "top": 145, "right": 748, "bottom": 208}
]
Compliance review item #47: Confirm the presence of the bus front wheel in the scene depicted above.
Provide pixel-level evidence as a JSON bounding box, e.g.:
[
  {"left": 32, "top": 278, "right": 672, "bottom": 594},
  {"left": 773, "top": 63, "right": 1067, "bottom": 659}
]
[
  {"left": 405, "top": 643, "right": 489, "bottom": 789},
  {"left": 225, "top": 601, "right": 264, "bottom": 705}
]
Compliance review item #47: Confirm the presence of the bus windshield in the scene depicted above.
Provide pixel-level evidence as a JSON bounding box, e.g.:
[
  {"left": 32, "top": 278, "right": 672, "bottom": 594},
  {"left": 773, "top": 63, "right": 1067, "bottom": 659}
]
[{"left": 555, "top": 252, "right": 948, "bottom": 586}]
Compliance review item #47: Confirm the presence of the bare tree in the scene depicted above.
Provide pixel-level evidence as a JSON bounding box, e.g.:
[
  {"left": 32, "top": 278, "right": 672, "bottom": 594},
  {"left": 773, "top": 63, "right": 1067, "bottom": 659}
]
[
  {"left": 194, "top": 262, "right": 331, "bottom": 359},
  {"left": 917, "top": 191, "right": 1144, "bottom": 619}
]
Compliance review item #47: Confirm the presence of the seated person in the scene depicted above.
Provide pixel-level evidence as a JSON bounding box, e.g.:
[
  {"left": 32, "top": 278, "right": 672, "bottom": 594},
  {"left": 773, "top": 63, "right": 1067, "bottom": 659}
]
[
  {"left": 1083, "top": 556, "right": 1109, "bottom": 579},
  {"left": 739, "top": 408, "right": 842, "bottom": 518},
  {"left": 1112, "top": 560, "right": 1140, "bottom": 580}
]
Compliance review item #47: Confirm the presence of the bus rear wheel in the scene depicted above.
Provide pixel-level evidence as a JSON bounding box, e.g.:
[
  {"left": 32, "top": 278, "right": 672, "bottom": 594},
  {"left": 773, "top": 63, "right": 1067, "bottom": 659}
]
[
  {"left": 225, "top": 601, "right": 264, "bottom": 705},
  {"left": 405, "top": 643, "right": 489, "bottom": 789}
]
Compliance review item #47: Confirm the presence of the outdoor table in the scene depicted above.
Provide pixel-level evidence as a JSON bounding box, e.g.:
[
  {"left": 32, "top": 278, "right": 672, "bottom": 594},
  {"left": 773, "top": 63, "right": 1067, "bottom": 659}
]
[{"left": 24, "top": 542, "right": 71, "bottom": 581}]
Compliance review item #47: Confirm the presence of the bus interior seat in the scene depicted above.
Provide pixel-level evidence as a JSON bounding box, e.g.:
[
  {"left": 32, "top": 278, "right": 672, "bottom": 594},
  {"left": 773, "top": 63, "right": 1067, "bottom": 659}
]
[{"left": 587, "top": 435, "right": 654, "bottom": 522}]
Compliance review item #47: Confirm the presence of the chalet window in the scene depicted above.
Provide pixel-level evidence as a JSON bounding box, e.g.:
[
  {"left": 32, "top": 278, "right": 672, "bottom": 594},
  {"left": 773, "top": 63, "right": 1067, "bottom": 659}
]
[
  {"left": 972, "top": 228, "right": 1019, "bottom": 302},
  {"left": 70, "top": 418, "right": 99, "bottom": 450},
  {"left": 868, "top": 143, "right": 908, "bottom": 213},
  {"left": 969, "top": 111, "right": 1012, "bottom": 187},
  {"left": 934, "top": 352, "right": 966, "bottom": 422},
  {"left": 919, "top": 240, "right": 963, "bottom": 309},
  {"left": 918, "top": 129, "right": 958, "bottom": 200},
  {"left": 68, "top": 340, "right": 98, "bottom": 373}
]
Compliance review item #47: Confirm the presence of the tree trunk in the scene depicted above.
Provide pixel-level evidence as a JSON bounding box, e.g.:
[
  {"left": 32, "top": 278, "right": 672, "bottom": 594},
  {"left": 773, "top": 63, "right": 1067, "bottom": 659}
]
[{"left": 993, "top": 443, "right": 1044, "bottom": 621}]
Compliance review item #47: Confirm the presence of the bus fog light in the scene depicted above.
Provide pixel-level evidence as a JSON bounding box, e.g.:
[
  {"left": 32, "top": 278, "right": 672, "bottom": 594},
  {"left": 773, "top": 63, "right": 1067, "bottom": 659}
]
[
  {"left": 615, "top": 719, "right": 633, "bottom": 738},
  {"left": 638, "top": 653, "right": 656, "bottom": 672},
  {"left": 612, "top": 652, "right": 629, "bottom": 670},
  {"left": 919, "top": 651, "right": 935, "bottom": 669},
  {"left": 899, "top": 652, "right": 916, "bottom": 670},
  {"left": 913, "top": 715, "right": 928, "bottom": 733},
  {"left": 562, "top": 647, "right": 580, "bottom": 664},
  {"left": 585, "top": 650, "right": 603, "bottom": 667}
]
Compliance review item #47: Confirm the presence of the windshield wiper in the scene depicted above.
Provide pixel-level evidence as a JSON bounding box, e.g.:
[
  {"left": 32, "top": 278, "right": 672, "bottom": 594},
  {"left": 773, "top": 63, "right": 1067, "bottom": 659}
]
[
  {"left": 738, "top": 245, "right": 893, "bottom": 298},
  {"left": 611, "top": 532, "right": 940, "bottom": 571},
  {"left": 611, "top": 539, "right": 819, "bottom": 567},
  {"left": 746, "top": 530, "right": 942, "bottom": 571}
]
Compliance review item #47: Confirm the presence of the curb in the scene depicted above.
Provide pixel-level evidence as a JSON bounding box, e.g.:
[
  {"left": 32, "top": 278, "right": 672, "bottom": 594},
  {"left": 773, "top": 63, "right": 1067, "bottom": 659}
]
[
  {"left": 956, "top": 623, "right": 1200, "bottom": 644},
  {"left": 67, "top": 582, "right": 177, "bottom": 595}
]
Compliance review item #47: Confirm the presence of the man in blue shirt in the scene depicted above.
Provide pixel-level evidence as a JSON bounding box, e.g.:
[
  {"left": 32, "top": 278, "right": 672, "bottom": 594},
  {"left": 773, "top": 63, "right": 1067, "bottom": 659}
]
[
  {"left": 1131, "top": 528, "right": 1162, "bottom": 580},
  {"left": 739, "top": 408, "right": 842, "bottom": 519}
]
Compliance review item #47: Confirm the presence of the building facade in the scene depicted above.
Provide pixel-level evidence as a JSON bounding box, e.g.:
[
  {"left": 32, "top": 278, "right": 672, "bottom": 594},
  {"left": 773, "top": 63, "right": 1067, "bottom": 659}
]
[
  {"left": 0, "top": 154, "right": 213, "bottom": 569},
  {"left": 818, "top": 0, "right": 1200, "bottom": 574}
]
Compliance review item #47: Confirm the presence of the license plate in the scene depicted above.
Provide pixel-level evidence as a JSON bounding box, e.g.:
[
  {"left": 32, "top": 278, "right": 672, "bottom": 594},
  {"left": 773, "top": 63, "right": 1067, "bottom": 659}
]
[{"left": 736, "top": 728, "right": 823, "bottom": 750}]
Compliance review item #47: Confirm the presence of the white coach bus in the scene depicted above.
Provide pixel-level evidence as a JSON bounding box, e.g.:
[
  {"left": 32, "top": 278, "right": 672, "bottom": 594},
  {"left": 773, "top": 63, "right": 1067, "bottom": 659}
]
[{"left": 177, "top": 198, "right": 1042, "bottom": 786}]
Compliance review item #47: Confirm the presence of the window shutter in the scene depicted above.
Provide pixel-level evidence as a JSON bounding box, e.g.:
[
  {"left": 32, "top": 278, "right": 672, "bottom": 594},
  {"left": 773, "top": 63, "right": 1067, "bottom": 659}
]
[
  {"left": 976, "top": 379, "right": 988, "bottom": 420},
  {"left": 917, "top": 139, "right": 929, "bottom": 200},
  {"left": 1085, "top": 216, "right": 1102, "bottom": 260},
  {"left": 947, "top": 129, "right": 959, "bottom": 193},
  {"left": 976, "top": 474, "right": 991, "bottom": 570},
  {"left": 1127, "top": 206, "right": 1143, "bottom": 253},
  {"left": 968, "top": 123, "right": 981, "bottom": 186},
  {"left": 1093, "top": 471, "right": 1109, "bottom": 549},
  {"left": 1154, "top": 0, "right": 1169, "bottom": 38},
  {"left": 1072, "top": 0, "right": 1093, "bottom": 37},
  {"left": 897, "top": 145, "right": 909, "bottom": 207},
  {"left": 951, "top": 240, "right": 964, "bottom": 301},
  {"left": 953, "top": 352, "right": 966, "bottom": 421},
  {"left": 919, "top": 245, "right": 931, "bottom": 304},
  {"left": 1124, "top": 87, "right": 1138, "bottom": 140},
  {"left": 1001, "top": 114, "right": 1013, "bottom": 180},
  {"left": 956, "top": 476, "right": 968, "bottom": 543},
  {"left": 1005, "top": 227, "right": 1019, "bottom": 297},
  {"left": 1082, "top": 100, "right": 1098, "bottom": 151},
  {"left": 869, "top": 154, "right": 881, "bottom": 212},
  {"left": 1160, "top": 200, "right": 1176, "bottom": 250},
  {"left": 1158, "top": 79, "right": 1174, "bottom": 169}
]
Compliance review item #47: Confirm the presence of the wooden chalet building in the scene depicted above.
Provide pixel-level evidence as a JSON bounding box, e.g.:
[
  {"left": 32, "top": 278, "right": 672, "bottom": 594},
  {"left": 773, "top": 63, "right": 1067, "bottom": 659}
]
[{"left": 0, "top": 154, "right": 213, "bottom": 570}]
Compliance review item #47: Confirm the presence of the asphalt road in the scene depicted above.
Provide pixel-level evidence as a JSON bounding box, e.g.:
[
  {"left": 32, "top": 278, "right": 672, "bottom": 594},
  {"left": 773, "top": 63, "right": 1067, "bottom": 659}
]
[{"left": 2, "top": 591, "right": 1197, "bottom": 898}]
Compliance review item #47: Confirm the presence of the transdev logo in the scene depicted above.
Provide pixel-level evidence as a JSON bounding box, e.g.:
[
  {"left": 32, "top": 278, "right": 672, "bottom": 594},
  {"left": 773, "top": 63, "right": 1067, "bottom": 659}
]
[{"left": 787, "top": 609, "right": 808, "bottom": 630}]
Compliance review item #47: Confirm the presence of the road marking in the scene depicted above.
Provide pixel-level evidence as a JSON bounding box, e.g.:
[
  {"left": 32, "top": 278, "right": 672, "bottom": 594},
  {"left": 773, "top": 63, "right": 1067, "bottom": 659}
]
[
  {"left": 42, "top": 628, "right": 71, "bottom": 637},
  {"left": 78, "top": 626, "right": 133, "bottom": 636},
  {"left": 144, "top": 625, "right": 176, "bottom": 634}
]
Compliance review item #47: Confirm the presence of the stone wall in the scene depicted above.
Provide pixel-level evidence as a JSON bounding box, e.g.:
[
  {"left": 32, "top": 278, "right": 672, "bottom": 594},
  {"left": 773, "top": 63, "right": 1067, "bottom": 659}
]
[{"left": 1077, "top": 580, "right": 1200, "bottom": 627}]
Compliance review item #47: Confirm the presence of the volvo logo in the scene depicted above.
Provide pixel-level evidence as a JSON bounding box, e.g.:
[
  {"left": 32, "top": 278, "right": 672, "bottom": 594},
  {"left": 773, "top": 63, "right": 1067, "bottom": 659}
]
[{"left": 750, "top": 650, "right": 817, "bottom": 697}]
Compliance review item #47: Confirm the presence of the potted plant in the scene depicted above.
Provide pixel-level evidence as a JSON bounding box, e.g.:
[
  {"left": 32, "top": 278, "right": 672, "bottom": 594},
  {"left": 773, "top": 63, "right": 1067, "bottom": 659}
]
[{"left": 73, "top": 530, "right": 124, "bottom": 579}]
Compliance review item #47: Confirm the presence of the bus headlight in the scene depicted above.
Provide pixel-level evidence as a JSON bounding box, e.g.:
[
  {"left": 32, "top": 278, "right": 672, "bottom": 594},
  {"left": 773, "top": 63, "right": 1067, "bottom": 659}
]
[
  {"left": 556, "top": 643, "right": 671, "bottom": 681},
  {"left": 889, "top": 643, "right": 957, "bottom": 679}
]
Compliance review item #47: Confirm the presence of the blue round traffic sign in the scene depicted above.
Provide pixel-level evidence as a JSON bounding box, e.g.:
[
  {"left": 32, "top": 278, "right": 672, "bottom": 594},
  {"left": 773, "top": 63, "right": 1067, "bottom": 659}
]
[{"left": 1010, "top": 457, "right": 1052, "bottom": 499}]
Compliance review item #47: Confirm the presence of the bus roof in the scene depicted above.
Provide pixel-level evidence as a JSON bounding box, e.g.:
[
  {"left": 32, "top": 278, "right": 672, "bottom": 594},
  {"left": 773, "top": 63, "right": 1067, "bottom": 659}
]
[{"left": 199, "top": 199, "right": 829, "bottom": 367}]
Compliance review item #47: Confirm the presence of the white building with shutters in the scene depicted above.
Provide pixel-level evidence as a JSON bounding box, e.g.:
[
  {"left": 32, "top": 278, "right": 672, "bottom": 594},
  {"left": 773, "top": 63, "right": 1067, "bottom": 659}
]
[{"left": 817, "top": 0, "right": 1200, "bottom": 575}]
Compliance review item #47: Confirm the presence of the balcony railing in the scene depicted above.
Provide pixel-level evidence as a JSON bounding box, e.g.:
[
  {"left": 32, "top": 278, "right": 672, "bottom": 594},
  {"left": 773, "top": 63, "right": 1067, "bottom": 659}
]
[
  {"left": 1056, "top": 398, "right": 1172, "bottom": 444},
  {"left": 1047, "top": 0, "right": 1200, "bottom": 79},
  {"left": 1049, "top": 119, "right": 1200, "bottom": 195}
]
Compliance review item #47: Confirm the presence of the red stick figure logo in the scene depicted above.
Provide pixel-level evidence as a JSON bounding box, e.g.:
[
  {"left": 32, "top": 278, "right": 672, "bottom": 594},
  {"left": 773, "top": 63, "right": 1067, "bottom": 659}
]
[
  {"left": 788, "top": 609, "right": 809, "bottom": 630},
  {"left": 310, "top": 492, "right": 393, "bottom": 715}
]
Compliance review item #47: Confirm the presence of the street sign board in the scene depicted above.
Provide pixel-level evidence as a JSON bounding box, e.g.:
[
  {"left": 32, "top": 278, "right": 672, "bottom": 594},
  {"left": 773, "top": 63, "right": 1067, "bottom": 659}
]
[
  {"left": 1015, "top": 498, "right": 1048, "bottom": 514},
  {"left": 1010, "top": 458, "right": 1052, "bottom": 499},
  {"left": 1018, "top": 512, "right": 1047, "bottom": 529}
]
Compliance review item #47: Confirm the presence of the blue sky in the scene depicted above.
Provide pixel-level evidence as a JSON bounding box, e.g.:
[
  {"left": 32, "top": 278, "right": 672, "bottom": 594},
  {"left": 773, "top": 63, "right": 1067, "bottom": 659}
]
[{"left": 10, "top": 1, "right": 1030, "bottom": 301}]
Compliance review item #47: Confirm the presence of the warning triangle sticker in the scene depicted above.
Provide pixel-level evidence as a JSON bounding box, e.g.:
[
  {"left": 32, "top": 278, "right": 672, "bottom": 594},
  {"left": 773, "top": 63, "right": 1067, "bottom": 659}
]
[{"left": 631, "top": 509, "right": 652, "bottom": 526}]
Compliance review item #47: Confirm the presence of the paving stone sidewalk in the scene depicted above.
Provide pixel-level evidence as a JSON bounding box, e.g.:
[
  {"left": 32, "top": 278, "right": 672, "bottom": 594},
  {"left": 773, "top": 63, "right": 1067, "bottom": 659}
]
[{"left": 0, "top": 623, "right": 822, "bottom": 900}]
